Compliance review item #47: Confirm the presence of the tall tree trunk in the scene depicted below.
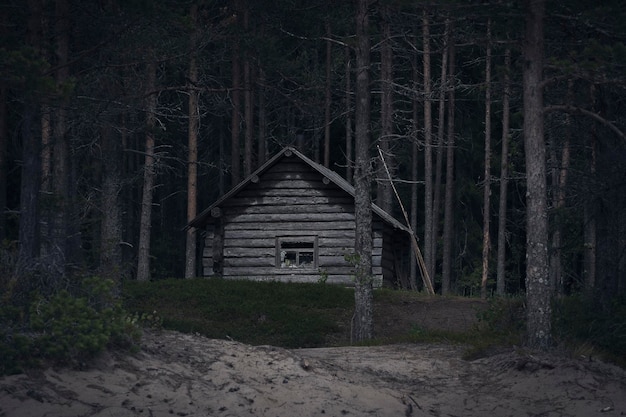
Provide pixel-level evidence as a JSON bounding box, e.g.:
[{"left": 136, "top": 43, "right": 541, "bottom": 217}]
[
  {"left": 409, "top": 43, "right": 420, "bottom": 291},
  {"left": 481, "top": 18, "right": 492, "bottom": 299},
  {"left": 136, "top": 59, "right": 158, "bottom": 282},
  {"left": 376, "top": 6, "right": 393, "bottom": 213},
  {"left": 99, "top": 123, "right": 123, "bottom": 284},
  {"left": 39, "top": 104, "right": 52, "bottom": 254},
  {"left": 496, "top": 47, "right": 512, "bottom": 296},
  {"left": 17, "top": 0, "right": 45, "bottom": 273},
  {"left": 549, "top": 80, "right": 573, "bottom": 295},
  {"left": 258, "top": 69, "right": 267, "bottom": 166},
  {"left": 0, "top": 4, "right": 6, "bottom": 244},
  {"left": 432, "top": 17, "right": 450, "bottom": 285},
  {"left": 584, "top": 84, "right": 597, "bottom": 292},
  {"left": 0, "top": 84, "right": 6, "bottom": 244},
  {"left": 523, "top": 0, "right": 552, "bottom": 349},
  {"left": 422, "top": 9, "right": 435, "bottom": 287},
  {"left": 345, "top": 45, "right": 353, "bottom": 184},
  {"left": 49, "top": 0, "right": 71, "bottom": 276},
  {"left": 353, "top": 0, "right": 373, "bottom": 342},
  {"left": 441, "top": 29, "right": 456, "bottom": 296},
  {"left": 324, "top": 20, "right": 332, "bottom": 168},
  {"left": 243, "top": 5, "right": 253, "bottom": 177},
  {"left": 185, "top": 3, "right": 199, "bottom": 279},
  {"left": 231, "top": 41, "right": 242, "bottom": 186}
]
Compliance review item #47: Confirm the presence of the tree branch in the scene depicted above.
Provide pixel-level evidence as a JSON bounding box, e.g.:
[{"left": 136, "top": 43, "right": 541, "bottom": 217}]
[{"left": 544, "top": 104, "right": 625, "bottom": 141}]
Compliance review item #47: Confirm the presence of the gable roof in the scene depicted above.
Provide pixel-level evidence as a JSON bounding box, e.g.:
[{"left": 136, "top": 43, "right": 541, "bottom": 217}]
[{"left": 187, "top": 146, "right": 411, "bottom": 234}]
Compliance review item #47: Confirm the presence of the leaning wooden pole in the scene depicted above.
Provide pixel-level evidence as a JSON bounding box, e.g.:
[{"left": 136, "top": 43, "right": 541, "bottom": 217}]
[{"left": 377, "top": 146, "right": 435, "bottom": 295}]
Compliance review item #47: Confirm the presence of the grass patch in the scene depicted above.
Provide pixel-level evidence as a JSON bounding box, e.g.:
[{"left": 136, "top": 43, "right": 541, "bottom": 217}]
[{"left": 123, "top": 278, "right": 354, "bottom": 348}]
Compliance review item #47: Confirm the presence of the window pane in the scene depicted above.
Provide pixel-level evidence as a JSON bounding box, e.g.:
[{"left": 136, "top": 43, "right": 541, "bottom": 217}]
[
  {"left": 281, "top": 241, "right": 314, "bottom": 249},
  {"left": 281, "top": 250, "right": 298, "bottom": 268},
  {"left": 299, "top": 251, "right": 314, "bottom": 267},
  {"left": 277, "top": 237, "right": 317, "bottom": 269}
]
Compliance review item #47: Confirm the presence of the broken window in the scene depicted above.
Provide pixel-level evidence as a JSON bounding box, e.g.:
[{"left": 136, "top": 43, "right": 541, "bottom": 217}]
[{"left": 277, "top": 237, "right": 317, "bottom": 269}]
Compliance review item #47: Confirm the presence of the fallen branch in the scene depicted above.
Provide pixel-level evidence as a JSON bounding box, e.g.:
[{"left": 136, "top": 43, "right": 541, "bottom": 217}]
[{"left": 377, "top": 145, "right": 435, "bottom": 295}]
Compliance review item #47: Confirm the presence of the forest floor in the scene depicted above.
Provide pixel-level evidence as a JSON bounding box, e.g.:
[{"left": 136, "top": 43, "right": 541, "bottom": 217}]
[{"left": 2, "top": 297, "right": 626, "bottom": 417}]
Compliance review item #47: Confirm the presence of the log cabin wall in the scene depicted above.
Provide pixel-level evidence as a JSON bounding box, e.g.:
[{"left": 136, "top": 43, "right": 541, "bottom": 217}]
[
  {"left": 195, "top": 147, "right": 413, "bottom": 287},
  {"left": 203, "top": 155, "right": 376, "bottom": 285}
]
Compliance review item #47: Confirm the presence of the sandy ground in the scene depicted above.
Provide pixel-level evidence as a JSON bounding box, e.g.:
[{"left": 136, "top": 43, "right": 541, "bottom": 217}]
[{"left": 1, "top": 329, "right": 625, "bottom": 417}]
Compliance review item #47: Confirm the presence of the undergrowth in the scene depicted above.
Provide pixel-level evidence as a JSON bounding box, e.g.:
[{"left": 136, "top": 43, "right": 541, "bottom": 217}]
[
  {"left": 123, "top": 278, "right": 355, "bottom": 348},
  {"left": 553, "top": 294, "right": 626, "bottom": 366},
  {"left": 1, "top": 275, "right": 141, "bottom": 376}
]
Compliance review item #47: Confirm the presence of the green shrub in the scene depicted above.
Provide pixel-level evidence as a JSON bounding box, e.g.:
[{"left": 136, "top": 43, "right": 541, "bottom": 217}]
[
  {"left": 0, "top": 276, "right": 140, "bottom": 375},
  {"left": 475, "top": 296, "right": 526, "bottom": 338},
  {"left": 123, "top": 278, "right": 354, "bottom": 348},
  {"left": 553, "top": 294, "right": 626, "bottom": 364},
  {"left": 463, "top": 296, "right": 526, "bottom": 359}
]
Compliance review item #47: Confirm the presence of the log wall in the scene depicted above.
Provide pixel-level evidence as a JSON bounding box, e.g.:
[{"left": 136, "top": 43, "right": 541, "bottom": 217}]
[{"left": 202, "top": 156, "right": 393, "bottom": 286}]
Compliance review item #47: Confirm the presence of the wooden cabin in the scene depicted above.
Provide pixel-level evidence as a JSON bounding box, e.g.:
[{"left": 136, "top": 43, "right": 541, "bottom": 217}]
[{"left": 187, "top": 147, "right": 412, "bottom": 287}]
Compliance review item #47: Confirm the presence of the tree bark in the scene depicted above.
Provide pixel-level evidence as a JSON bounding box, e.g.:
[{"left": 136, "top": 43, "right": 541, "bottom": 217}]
[
  {"left": 376, "top": 6, "right": 393, "bottom": 214},
  {"left": 185, "top": 2, "right": 199, "bottom": 279},
  {"left": 584, "top": 84, "right": 597, "bottom": 292},
  {"left": 324, "top": 20, "right": 332, "bottom": 168},
  {"left": 258, "top": 68, "right": 267, "bottom": 166},
  {"left": 345, "top": 45, "right": 353, "bottom": 184},
  {"left": 523, "top": 0, "right": 552, "bottom": 349},
  {"left": 136, "top": 59, "right": 158, "bottom": 282},
  {"left": 422, "top": 9, "right": 434, "bottom": 287},
  {"left": 0, "top": 84, "right": 6, "bottom": 244},
  {"left": 441, "top": 28, "right": 456, "bottom": 296},
  {"left": 432, "top": 17, "right": 449, "bottom": 286},
  {"left": 353, "top": 0, "right": 373, "bottom": 342},
  {"left": 99, "top": 123, "right": 123, "bottom": 284},
  {"left": 243, "top": 4, "right": 253, "bottom": 177},
  {"left": 481, "top": 18, "right": 492, "bottom": 299},
  {"left": 49, "top": 0, "right": 71, "bottom": 276},
  {"left": 16, "top": 0, "right": 45, "bottom": 273},
  {"left": 231, "top": 39, "right": 242, "bottom": 186},
  {"left": 496, "top": 47, "right": 512, "bottom": 296},
  {"left": 549, "top": 80, "right": 573, "bottom": 296},
  {"left": 410, "top": 44, "right": 420, "bottom": 291}
]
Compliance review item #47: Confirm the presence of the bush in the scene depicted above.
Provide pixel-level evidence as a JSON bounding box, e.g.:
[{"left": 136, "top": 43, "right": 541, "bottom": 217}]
[
  {"left": 475, "top": 296, "right": 526, "bottom": 338},
  {"left": 553, "top": 294, "right": 626, "bottom": 364},
  {"left": 0, "top": 276, "right": 140, "bottom": 375},
  {"left": 123, "top": 278, "right": 354, "bottom": 348}
]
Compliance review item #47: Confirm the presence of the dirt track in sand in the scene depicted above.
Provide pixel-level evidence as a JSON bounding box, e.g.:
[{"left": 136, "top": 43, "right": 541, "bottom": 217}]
[
  {"left": 2, "top": 328, "right": 625, "bottom": 417},
  {"left": 2, "top": 297, "right": 625, "bottom": 417}
]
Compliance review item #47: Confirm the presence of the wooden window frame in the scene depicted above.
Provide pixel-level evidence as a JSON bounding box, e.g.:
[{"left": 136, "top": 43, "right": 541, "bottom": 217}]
[{"left": 276, "top": 236, "right": 318, "bottom": 269}]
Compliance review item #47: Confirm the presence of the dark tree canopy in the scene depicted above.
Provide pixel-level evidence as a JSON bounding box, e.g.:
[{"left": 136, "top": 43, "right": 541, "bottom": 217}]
[{"left": 1, "top": 0, "right": 625, "bottom": 346}]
